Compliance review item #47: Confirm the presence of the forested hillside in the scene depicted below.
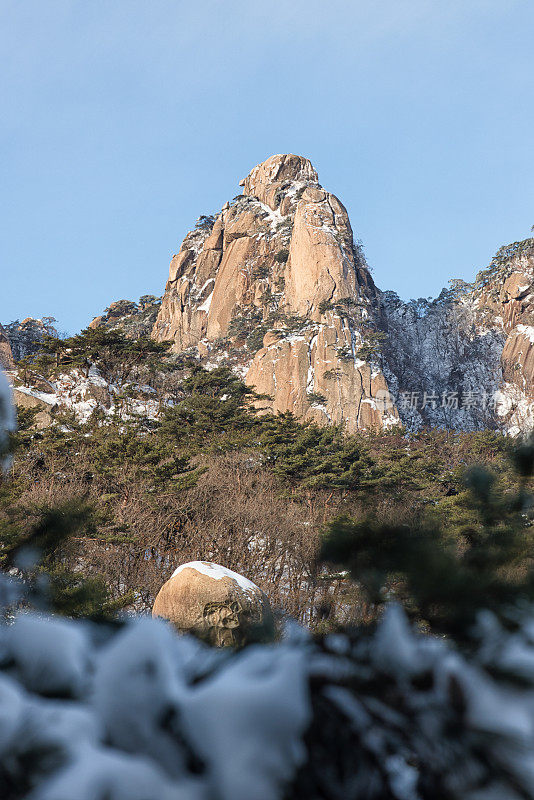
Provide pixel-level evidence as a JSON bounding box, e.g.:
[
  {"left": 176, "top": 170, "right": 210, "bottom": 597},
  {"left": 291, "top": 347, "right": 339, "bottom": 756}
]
[
  {"left": 3, "top": 326, "right": 533, "bottom": 631},
  {"left": 4, "top": 347, "right": 534, "bottom": 799}
]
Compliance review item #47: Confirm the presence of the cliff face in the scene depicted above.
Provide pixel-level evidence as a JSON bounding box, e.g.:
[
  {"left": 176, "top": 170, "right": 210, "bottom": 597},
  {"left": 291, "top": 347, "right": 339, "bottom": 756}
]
[
  {"left": 473, "top": 241, "right": 534, "bottom": 388},
  {"left": 473, "top": 239, "right": 534, "bottom": 432},
  {"left": 380, "top": 238, "right": 534, "bottom": 434},
  {"left": 0, "top": 325, "right": 14, "bottom": 370},
  {"left": 13, "top": 155, "right": 534, "bottom": 436},
  {"left": 153, "top": 154, "right": 398, "bottom": 431},
  {"left": 0, "top": 318, "right": 57, "bottom": 366}
]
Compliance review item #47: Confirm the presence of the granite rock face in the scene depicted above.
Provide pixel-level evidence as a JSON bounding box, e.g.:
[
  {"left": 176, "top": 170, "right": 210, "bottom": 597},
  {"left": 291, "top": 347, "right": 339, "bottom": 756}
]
[
  {"left": 153, "top": 154, "right": 398, "bottom": 431},
  {"left": 12, "top": 387, "right": 56, "bottom": 429},
  {"left": 10, "top": 157, "right": 534, "bottom": 436},
  {"left": 474, "top": 244, "right": 534, "bottom": 391},
  {"left": 381, "top": 238, "right": 534, "bottom": 434},
  {"left": 0, "top": 325, "right": 14, "bottom": 370},
  {"left": 474, "top": 241, "right": 534, "bottom": 432}
]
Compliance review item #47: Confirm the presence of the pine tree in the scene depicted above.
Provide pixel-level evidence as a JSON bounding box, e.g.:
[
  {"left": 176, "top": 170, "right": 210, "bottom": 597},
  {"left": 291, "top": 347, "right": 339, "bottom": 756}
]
[{"left": 320, "top": 437, "right": 534, "bottom": 637}]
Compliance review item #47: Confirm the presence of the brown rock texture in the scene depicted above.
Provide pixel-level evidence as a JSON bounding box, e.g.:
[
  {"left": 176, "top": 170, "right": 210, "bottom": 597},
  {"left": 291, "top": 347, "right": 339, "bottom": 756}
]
[
  {"left": 153, "top": 154, "right": 398, "bottom": 431},
  {"left": 13, "top": 388, "right": 56, "bottom": 429},
  {"left": 0, "top": 325, "right": 14, "bottom": 370},
  {"left": 152, "top": 561, "right": 274, "bottom": 647},
  {"left": 475, "top": 242, "right": 534, "bottom": 395},
  {"left": 502, "top": 328, "right": 534, "bottom": 388}
]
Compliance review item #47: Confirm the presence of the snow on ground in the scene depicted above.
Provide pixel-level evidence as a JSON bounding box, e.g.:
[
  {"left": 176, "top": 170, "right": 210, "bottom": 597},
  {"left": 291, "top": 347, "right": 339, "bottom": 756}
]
[
  {"left": 496, "top": 382, "right": 534, "bottom": 436},
  {"left": 13, "top": 368, "right": 161, "bottom": 425},
  {"left": 257, "top": 200, "right": 286, "bottom": 231}
]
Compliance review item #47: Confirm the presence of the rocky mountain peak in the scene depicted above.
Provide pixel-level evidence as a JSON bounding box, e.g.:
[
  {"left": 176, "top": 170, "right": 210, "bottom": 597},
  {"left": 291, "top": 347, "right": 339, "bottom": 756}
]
[
  {"left": 241, "top": 154, "right": 319, "bottom": 210},
  {"left": 152, "top": 154, "right": 397, "bottom": 431},
  {"left": 10, "top": 156, "right": 534, "bottom": 436},
  {"left": 379, "top": 235, "right": 534, "bottom": 435}
]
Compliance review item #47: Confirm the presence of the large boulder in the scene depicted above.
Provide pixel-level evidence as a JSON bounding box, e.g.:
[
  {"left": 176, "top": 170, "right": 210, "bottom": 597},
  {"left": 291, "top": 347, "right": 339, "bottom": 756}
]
[
  {"left": 13, "top": 388, "right": 56, "bottom": 430},
  {"left": 152, "top": 561, "right": 275, "bottom": 647}
]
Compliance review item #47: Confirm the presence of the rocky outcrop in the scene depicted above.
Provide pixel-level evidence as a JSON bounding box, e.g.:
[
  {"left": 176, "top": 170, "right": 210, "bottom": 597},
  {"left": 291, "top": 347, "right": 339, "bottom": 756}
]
[
  {"left": 152, "top": 561, "right": 274, "bottom": 647},
  {"left": 89, "top": 296, "right": 162, "bottom": 338},
  {"left": 0, "top": 325, "right": 14, "bottom": 370},
  {"left": 13, "top": 387, "right": 56, "bottom": 429},
  {"left": 153, "top": 154, "right": 397, "bottom": 431},
  {"left": 1, "top": 318, "right": 57, "bottom": 363},
  {"left": 474, "top": 242, "right": 534, "bottom": 392},
  {"left": 381, "top": 238, "right": 534, "bottom": 434},
  {"left": 10, "top": 158, "right": 534, "bottom": 436}
]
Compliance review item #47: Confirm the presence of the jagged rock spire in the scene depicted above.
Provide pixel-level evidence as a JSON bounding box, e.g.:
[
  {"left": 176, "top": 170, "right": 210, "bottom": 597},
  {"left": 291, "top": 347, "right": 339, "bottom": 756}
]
[{"left": 152, "top": 154, "right": 397, "bottom": 431}]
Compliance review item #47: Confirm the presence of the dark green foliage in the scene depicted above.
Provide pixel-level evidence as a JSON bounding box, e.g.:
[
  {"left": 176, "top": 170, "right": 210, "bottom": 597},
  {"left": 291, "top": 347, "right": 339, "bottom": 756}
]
[
  {"left": 11, "top": 406, "right": 40, "bottom": 449},
  {"left": 227, "top": 310, "right": 263, "bottom": 340},
  {"left": 318, "top": 300, "right": 334, "bottom": 315},
  {"left": 246, "top": 325, "right": 269, "bottom": 353},
  {"left": 89, "top": 424, "right": 201, "bottom": 489},
  {"left": 356, "top": 329, "right": 387, "bottom": 361},
  {"left": 34, "top": 327, "right": 171, "bottom": 383},
  {"left": 335, "top": 345, "right": 353, "bottom": 362},
  {"left": 335, "top": 296, "right": 357, "bottom": 308},
  {"left": 475, "top": 237, "right": 534, "bottom": 295},
  {"left": 138, "top": 294, "right": 160, "bottom": 308},
  {"left": 258, "top": 414, "right": 374, "bottom": 491},
  {"left": 274, "top": 248, "right": 289, "bottom": 263},
  {"left": 306, "top": 392, "right": 326, "bottom": 405},
  {"left": 320, "top": 438, "right": 534, "bottom": 637},
  {"left": 253, "top": 264, "right": 270, "bottom": 279},
  {"left": 0, "top": 496, "right": 129, "bottom": 618},
  {"left": 446, "top": 278, "right": 474, "bottom": 301},
  {"left": 1, "top": 399, "right": 135, "bottom": 619},
  {"left": 195, "top": 214, "right": 216, "bottom": 230},
  {"left": 323, "top": 368, "right": 341, "bottom": 380},
  {"left": 159, "top": 366, "right": 259, "bottom": 448},
  {"left": 319, "top": 297, "right": 361, "bottom": 316},
  {"left": 271, "top": 312, "right": 307, "bottom": 334}
]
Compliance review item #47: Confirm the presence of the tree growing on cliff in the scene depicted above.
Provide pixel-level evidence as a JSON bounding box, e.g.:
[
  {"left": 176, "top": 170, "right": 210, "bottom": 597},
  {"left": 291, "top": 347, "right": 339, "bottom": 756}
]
[{"left": 33, "top": 327, "right": 171, "bottom": 383}]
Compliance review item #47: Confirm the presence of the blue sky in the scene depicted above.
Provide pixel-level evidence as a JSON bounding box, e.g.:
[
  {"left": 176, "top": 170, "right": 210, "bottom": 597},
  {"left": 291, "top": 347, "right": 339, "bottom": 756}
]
[{"left": 1, "top": 0, "right": 533, "bottom": 334}]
